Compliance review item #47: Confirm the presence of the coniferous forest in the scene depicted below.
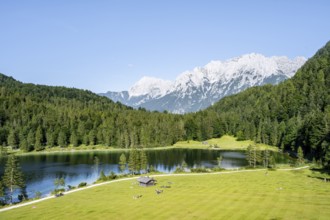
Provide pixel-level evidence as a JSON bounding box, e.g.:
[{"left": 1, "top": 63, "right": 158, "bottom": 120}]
[{"left": 0, "top": 41, "right": 330, "bottom": 168}]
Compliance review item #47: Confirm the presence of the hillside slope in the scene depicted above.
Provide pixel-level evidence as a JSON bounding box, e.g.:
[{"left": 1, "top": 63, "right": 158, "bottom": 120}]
[
  {"left": 0, "top": 74, "right": 184, "bottom": 151},
  {"left": 194, "top": 41, "right": 330, "bottom": 166}
]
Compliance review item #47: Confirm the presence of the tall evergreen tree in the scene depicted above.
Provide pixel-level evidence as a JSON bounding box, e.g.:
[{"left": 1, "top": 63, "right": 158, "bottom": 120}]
[
  {"left": 128, "top": 147, "right": 138, "bottom": 174},
  {"left": 297, "top": 146, "right": 305, "bottom": 166},
  {"left": 118, "top": 153, "right": 127, "bottom": 173},
  {"left": 2, "top": 155, "right": 25, "bottom": 203},
  {"left": 140, "top": 150, "right": 148, "bottom": 173},
  {"left": 70, "top": 131, "right": 79, "bottom": 147},
  {"left": 0, "top": 180, "right": 4, "bottom": 198},
  {"left": 7, "top": 129, "right": 18, "bottom": 149},
  {"left": 35, "top": 126, "right": 44, "bottom": 151},
  {"left": 57, "top": 131, "right": 67, "bottom": 147}
]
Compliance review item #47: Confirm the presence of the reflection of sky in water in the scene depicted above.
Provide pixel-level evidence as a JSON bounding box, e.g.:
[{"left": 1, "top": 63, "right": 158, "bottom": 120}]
[{"left": 0, "top": 149, "right": 250, "bottom": 200}]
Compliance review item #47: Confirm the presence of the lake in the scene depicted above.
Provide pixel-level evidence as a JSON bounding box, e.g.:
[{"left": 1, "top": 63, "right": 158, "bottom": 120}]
[{"left": 0, "top": 148, "right": 288, "bottom": 200}]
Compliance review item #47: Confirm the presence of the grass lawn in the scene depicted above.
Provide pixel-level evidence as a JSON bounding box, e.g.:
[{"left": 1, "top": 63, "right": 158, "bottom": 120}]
[
  {"left": 1, "top": 169, "right": 330, "bottom": 220},
  {"left": 174, "top": 135, "right": 278, "bottom": 151}
]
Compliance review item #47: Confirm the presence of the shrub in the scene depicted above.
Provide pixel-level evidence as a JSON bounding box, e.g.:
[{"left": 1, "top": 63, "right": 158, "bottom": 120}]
[
  {"left": 78, "top": 182, "right": 87, "bottom": 188},
  {"left": 191, "top": 167, "right": 209, "bottom": 173},
  {"left": 108, "top": 171, "right": 117, "bottom": 180},
  {"left": 51, "top": 188, "right": 65, "bottom": 195}
]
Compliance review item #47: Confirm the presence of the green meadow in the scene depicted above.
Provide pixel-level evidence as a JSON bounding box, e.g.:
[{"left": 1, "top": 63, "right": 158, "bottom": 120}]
[
  {"left": 174, "top": 135, "right": 278, "bottom": 151},
  {"left": 1, "top": 168, "right": 330, "bottom": 220}
]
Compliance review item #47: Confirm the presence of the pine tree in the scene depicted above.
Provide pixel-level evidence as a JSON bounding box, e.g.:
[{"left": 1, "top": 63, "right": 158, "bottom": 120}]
[
  {"left": 46, "top": 131, "right": 55, "bottom": 148},
  {"left": 217, "top": 156, "right": 223, "bottom": 168},
  {"left": 0, "top": 180, "right": 4, "bottom": 197},
  {"left": 128, "top": 147, "right": 138, "bottom": 174},
  {"left": 7, "top": 129, "right": 18, "bottom": 149},
  {"left": 263, "top": 150, "right": 270, "bottom": 168},
  {"left": 118, "top": 153, "right": 127, "bottom": 173},
  {"left": 70, "top": 132, "right": 79, "bottom": 147},
  {"left": 19, "top": 139, "right": 29, "bottom": 152},
  {"left": 35, "top": 126, "right": 44, "bottom": 151},
  {"left": 57, "top": 131, "right": 67, "bottom": 147},
  {"left": 181, "top": 160, "right": 188, "bottom": 170},
  {"left": 99, "top": 170, "right": 107, "bottom": 181},
  {"left": 246, "top": 144, "right": 254, "bottom": 167},
  {"left": 297, "top": 146, "right": 304, "bottom": 166},
  {"left": 2, "top": 155, "right": 25, "bottom": 203},
  {"left": 27, "top": 130, "right": 35, "bottom": 149},
  {"left": 269, "top": 155, "right": 276, "bottom": 168},
  {"left": 140, "top": 150, "right": 148, "bottom": 173},
  {"left": 54, "top": 177, "right": 65, "bottom": 191}
]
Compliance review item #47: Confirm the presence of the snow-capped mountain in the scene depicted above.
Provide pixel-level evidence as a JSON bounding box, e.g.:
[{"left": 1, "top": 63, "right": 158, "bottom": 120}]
[{"left": 100, "top": 53, "right": 306, "bottom": 113}]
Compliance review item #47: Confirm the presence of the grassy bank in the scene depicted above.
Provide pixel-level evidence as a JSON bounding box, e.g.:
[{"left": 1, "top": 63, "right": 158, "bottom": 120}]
[
  {"left": 2, "top": 135, "right": 278, "bottom": 157},
  {"left": 1, "top": 168, "right": 329, "bottom": 219},
  {"left": 174, "top": 135, "right": 278, "bottom": 151}
]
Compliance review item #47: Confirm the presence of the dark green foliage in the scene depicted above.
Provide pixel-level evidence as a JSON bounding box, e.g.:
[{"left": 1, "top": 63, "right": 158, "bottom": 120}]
[
  {"left": 0, "top": 73, "right": 185, "bottom": 150},
  {"left": 78, "top": 182, "right": 87, "bottom": 188},
  {"left": 108, "top": 171, "right": 117, "bottom": 180},
  {"left": 0, "top": 180, "right": 4, "bottom": 198},
  {"left": 217, "top": 156, "right": 223, "bottom": 168},
  {"left": 98, "top": 170, "right": 107, "bottom": 181},
  {"left": 296, "top": 146, "right": 305, "bottom": 166},
  {"left": 2, "top": 155, "right": 25, "bottom": 203},
  {"left": 245, "top": 144, "right": 262, "bottom": 168},
  {"left": 54, "top": 177, "right": 65, "bottom": 190},
  {"left": 140, "top": 150, "right": 148, "bottom": 173},
  {"left": 198, "top": 41, "right": 330, "bottom": 168},
  {"left": 118, "top": 153, "right": 127, "bottom": 173},
  {"left": 128, "top": 147, "right": 146, "bottom": 174},
  {"left": 190, "top": 167, "right": 209, "bottom": 173}
]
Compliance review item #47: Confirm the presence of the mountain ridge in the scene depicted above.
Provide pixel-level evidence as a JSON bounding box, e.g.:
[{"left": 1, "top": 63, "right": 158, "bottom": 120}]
[{"left": 100, "top": 53, "right": 306, "bottom": 113}]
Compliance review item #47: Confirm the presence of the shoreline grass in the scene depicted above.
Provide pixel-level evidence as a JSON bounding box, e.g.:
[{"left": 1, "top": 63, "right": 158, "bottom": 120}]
[{"left": 1, "top": 135, "right": 278, "bottom": 157}]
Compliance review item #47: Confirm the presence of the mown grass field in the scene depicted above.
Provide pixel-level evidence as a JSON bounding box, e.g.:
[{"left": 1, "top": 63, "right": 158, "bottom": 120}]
[
  {"left": 1, "top": 168, "right": 330, "bottom": 220},
  {"left": 174, "top": 135, "right": 278, "bottom": 151}
]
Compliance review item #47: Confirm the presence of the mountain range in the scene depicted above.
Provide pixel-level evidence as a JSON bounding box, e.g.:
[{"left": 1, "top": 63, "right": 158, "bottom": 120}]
[{"left": 100, "top": 53, "right": 306, "bottom": 113}]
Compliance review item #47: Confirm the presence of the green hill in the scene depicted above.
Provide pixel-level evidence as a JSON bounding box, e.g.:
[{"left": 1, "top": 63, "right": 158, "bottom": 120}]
[
  {"left": 0, "top": 73, "right": 184, "bottom": 150},
  {"left": 196, "top": 41, "right": 330, "bottom": 167}
]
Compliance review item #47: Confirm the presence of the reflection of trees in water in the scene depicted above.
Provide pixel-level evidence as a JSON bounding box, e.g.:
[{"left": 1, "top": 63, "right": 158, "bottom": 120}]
[{"left": 1, "top": 149, "right": 252, "bottom": 200}]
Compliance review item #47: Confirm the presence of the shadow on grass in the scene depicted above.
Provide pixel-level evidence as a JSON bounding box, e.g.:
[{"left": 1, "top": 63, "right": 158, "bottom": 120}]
[{"left": 308, "top": 168, "right": 330, "bottom": 181}]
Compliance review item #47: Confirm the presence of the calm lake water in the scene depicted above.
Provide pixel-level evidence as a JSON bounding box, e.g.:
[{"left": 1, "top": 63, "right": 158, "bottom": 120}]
[{"left": 0, "top": 149, "right": 288, "bottom": 200}]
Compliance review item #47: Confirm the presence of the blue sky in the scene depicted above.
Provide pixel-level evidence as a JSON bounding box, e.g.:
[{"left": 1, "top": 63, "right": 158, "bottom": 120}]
[{"left": 1, "top": 0, "right": 330, "bottom": 93}]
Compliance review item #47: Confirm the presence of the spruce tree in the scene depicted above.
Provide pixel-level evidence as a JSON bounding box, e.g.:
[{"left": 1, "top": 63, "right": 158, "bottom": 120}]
[
  {"left": 217, "top": 156, "right": 223, "bottom": 168},
  {"left": 70, "top": 132, "right": 79, "bottom": 147},
  {"left": 7, "top": 129, "right": 18, "bottom": 149},
  {"left": 0, "top": 180, "right": 4, "bottom": 198},
  {"left": 118, "top": 153, "right": 127, "bottom": 173},
  {"left": 35, "top": 126, "right": 44, "bottom": 151},
  {"left": 140, "top": 150, "right": 148, "bottom": 173},
  {"left": 297, "top": 146, "right": 304, "bottom": 166},
  {"left": 2, "top": 155, "right": 25, "bottom": 204},
  {"left": 246, "top": 144, "right": 254, "bottom": 167},
  {"left": 128, "top": 147, "right": 138, "bottom": 174},
  {"left": 57, "top": 131, "right": 67, "bottom": 147}
]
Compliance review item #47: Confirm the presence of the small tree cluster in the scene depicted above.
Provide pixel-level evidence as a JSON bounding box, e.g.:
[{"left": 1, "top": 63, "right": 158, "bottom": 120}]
[
  {"left": 0, "top": 155, "right": 26, "bottom": 204},
  {"left": 127, "top": 148, "right": 148, "bottom": 175}
]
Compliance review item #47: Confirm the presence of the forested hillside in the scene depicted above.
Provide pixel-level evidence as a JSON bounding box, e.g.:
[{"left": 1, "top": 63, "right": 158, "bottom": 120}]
[
  {"left": 1, "top": 41, "right": 330, "bottom": 168},
  {"left": 196, "top": 41, "right": 330, "bottom": 166},
  {"left": 0, "top": 75, "right": 185, "bottom": 150}
]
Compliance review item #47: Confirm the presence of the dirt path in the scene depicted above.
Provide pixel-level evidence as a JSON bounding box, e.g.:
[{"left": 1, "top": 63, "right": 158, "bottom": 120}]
[{"left": 0, "top": 166, "right": 310, "bottom": 213}]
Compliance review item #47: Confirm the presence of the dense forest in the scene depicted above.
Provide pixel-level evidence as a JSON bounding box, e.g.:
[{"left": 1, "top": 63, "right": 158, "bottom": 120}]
[
  {"left": 0, "top": 75, "right": 185, "bottom": 150},
  {"left": 0, "top": 41, "right": 330, "bottom": 168}
]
